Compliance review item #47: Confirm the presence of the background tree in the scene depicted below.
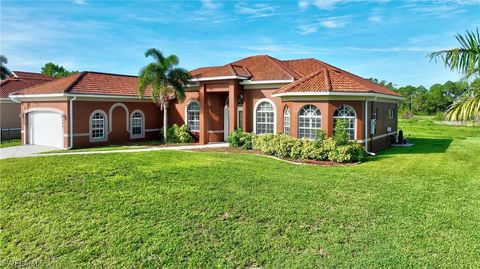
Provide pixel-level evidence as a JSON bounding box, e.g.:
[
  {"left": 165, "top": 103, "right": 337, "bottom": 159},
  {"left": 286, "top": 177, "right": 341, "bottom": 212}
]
[
  {"left": 428, "top": 28, "right": 480, "bottom": 121},
  {"left": 1, "top": 55, "right": 12, "bottom": 80},
  {"left": 41, "top": 62, "right": 78, "bottom": 78},
  {"left": 138, "top": 48, "right": 191, "bottom": 142}
]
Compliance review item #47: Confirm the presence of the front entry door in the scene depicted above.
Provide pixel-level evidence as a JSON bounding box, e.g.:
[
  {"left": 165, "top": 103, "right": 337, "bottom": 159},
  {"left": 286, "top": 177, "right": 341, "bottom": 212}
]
[{"left": 224, "top": 105, "right": 229, "bottom": 141}]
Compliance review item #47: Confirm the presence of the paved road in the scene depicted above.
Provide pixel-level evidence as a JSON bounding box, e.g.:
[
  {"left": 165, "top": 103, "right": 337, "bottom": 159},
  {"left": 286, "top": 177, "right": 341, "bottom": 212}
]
[
  {"left": 0, "top": 145, "right": 62, "bottom": 159},
  {"left": 0, "top": 143, "right": 229, "bottom": 159}
]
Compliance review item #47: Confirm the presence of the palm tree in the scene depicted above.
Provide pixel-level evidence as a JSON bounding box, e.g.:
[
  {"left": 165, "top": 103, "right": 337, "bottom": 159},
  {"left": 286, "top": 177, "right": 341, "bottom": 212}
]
[
  {"left": 1, "top": 55, "right": 12, "bottom": 80},
  {"left": 428, "top": 28, "right": 480, "bottom": 121},
  {"left": 138, "top": 48, "right": 191, "bottom": 142}
]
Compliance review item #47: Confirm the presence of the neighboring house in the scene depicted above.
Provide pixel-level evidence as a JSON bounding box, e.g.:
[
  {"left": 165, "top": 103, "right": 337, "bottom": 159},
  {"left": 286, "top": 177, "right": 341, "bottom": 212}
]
[
  {"left": 10, "top": 55, "right": 403, "bottom": 151},
  {"left": 0, "top": 71, "right": 53, "bottom": 138}
]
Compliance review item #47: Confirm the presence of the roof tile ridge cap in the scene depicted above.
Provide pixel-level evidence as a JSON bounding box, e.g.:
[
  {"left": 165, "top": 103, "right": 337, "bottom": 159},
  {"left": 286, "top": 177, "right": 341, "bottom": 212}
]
[
  {"left": 227, "top": 64, "right": 236, "bottom": 76},
  {"left": 324, "top": 68, "right": 332, "bottom": 91},
  {"left": 64, "top": 72, "right": 87, "bottom": 93},
  {"left": 264, "top": 55, "right": 298, "bottom": 79},
  {"left": 83, "top": 71, "right": 138, "bottom": 78}
]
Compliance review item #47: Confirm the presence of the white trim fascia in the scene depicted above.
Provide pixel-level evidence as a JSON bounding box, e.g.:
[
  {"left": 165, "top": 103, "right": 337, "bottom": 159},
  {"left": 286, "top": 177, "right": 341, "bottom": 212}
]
[
  {"left": 145, "top": 128, "right": 161, "bottom": 132},
  {"left": 240, "top": 79, "right": 294, "bottom": 85},
  {"left": 208, "top": 130, "right": 224, "bottom": 134},
  {"left": 9, "top": 93, "right": 153, "bottom": 101},
  {"left": 272, "top": 91, "right": 405, "bottom": 100},
  {"left": 189, "top": 76, "right": 249, "bottom": 82}
]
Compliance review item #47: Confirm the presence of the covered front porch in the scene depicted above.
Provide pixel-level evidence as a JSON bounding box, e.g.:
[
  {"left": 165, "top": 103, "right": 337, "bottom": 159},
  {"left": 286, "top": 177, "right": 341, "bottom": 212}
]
[{"left": 198, "top": 80, "right": 246, "bottom": 144}]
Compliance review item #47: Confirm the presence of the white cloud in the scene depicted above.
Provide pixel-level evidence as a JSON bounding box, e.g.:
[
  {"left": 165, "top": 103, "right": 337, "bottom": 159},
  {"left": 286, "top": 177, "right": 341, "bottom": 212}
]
[
  {"left": 201, "top": 0, "right": 220, "bottom": 10},
  {"left": 297, "top": 16, "right": 350, "bottom": 35},
  {"left": 367, "top": 16, "right": 382, "bottom": 23},
  {"left": 299, "top": 0, "right": 344, "bottom": 10},
  {"left": 235, "top": 2, "right": 276, "bottom": 18}
]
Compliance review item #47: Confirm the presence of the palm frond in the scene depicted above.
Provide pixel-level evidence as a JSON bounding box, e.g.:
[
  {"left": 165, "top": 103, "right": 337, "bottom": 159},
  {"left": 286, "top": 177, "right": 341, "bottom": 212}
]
[
  {"left": 445, "top": 93, "right": 480, "bottom": 121},
  {"left": 144, "top": 48, "right": 165, "bottom": 64},
  {"left": 427, "top": 28, "right": 480, "bottom": 76}
]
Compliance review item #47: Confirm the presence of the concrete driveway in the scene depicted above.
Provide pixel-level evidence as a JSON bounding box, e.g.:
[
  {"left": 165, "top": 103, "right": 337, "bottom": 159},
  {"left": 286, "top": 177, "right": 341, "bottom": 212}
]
[{"left": 0, "top": 145, "right": 60, "bottom": 159}]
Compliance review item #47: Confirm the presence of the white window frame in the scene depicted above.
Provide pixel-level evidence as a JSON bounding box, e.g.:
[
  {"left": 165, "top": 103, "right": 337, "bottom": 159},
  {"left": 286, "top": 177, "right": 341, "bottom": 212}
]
[
  {"left": 284, "top": 106, "right": 290, "bottom": 135},
  {"left": 130, "top": 110, "right": 145, "bottom": 139},
  {"left": 298, "top": 105, "right": 322, "bottom": 139},
  {"left": 253, "top": 98, "right": 276, "bottom": 134},
  {"left": 237, "top": 106, "right": 243, "bottom": 130},
  {"left": 89, "top": 109, "right": 108, "bottom": 142},
  {"left": 185, "top": 100, "right": 200, "bottom": 132},
  {"left": 333, "top": 105, "right": 357, "bottom": 140}
]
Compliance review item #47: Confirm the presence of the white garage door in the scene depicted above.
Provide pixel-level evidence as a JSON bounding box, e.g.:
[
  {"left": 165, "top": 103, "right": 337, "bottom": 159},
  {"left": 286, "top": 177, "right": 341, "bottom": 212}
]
[{"left": 28, "top": 111, "right": 64, "bottom": 148}]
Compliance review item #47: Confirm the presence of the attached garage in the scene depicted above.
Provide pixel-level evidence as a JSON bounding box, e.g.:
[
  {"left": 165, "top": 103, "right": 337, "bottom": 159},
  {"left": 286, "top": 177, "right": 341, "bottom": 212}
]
[{"left": 28, "top": 111, "right": 64, "bottom": 148}]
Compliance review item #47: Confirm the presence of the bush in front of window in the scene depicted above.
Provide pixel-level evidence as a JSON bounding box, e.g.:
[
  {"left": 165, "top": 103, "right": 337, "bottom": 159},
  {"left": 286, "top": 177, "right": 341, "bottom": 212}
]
[
  {"left": 162, "top": 124, "right": 194, "bottom": 144},
  {"left": 227, "top": 129, "right": 365, "bottom": 163},
  {"left": 227, "top": 128, "right": 255, "bottom": 150}
]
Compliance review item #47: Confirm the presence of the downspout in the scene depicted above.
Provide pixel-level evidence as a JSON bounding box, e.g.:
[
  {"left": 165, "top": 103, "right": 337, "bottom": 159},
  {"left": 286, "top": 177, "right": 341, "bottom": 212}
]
[
  {"left": 67, "top": 96, "right": 77, "bottom": 149},
  {"left": 364, "top": 100, "right": 375, "bottom": 156},
  {"left": 9, "top": 96, "right": 25, "bottom": 144}
]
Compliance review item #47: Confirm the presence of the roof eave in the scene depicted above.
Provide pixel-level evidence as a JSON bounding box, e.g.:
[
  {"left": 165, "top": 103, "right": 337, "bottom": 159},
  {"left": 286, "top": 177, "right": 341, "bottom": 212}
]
[{"left": 272, "top": 91, "right": 405, "bottom": 100}]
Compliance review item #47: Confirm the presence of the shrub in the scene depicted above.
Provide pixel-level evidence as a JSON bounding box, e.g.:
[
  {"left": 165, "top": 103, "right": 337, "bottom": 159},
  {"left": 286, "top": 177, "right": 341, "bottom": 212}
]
[
  {"left": 238, "top": 131, "right": 364, "bottom": 163},
  {"left": 333, "top": 119, "right": 350, "bottom": 146},
  {"left": 161, "top": 124, "right": 193, "bottom": 143},
  {"left": 227, "top": 129, "right": 254, "bottom": 150},
  {"left": 328, "top": 143, "right": 365, "bottom": 163}
]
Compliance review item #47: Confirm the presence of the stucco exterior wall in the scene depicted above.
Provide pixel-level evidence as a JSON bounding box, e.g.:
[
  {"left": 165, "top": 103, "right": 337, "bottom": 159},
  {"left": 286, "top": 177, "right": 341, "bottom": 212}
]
[
  {"left": 366, "top": 101, "right": 398, "bottom": 152},
  {"left": 72, "top": 101, "right": 163, "bottom": 148}
]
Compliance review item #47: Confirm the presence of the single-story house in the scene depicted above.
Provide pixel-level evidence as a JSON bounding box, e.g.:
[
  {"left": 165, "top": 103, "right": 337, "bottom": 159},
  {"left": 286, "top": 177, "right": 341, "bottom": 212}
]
[
  {"left": 0, "top": 71, "right": 53, "bottom": 139},
  {"left": 10, "top": 55, "right": 403, "bottom": 151}
]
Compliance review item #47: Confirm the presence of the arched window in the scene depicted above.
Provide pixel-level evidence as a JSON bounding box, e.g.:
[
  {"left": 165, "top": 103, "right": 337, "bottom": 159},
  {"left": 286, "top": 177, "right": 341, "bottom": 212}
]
[
  {"left": 131, "top": 110, "right": 144, "bottom": 138},
  {"left": 255, "top": 100, "right": 275, "bottom": 134},
  {"left": 333, "top": 105, "right": 356, "bottom": 140},
  {"left": 187, "top": 101, "right": 200, "bottom": 131},
  {"left": 284, "top": 106, "right": 290, "bottom": 135},
  {"left": 298, "top": 105, "right": 321, "bottom": 139},
  {"left": 90, "top": 111, "right": 106, "bottom": 140}
]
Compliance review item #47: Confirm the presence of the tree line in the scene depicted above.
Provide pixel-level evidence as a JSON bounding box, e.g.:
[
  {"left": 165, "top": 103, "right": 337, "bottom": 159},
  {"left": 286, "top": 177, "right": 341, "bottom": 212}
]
[{"left": 368, "top": 77, "right": 480, "bottom": 117}]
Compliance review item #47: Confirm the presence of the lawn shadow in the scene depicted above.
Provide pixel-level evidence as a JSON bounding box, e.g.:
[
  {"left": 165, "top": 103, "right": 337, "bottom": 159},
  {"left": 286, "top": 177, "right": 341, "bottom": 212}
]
[{"left": 369, "top": 137, "right": 453, "bottom": 159}]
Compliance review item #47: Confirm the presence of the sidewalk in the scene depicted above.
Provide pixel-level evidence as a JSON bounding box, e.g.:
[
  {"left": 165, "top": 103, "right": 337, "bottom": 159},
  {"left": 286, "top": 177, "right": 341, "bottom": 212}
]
[{"left": 23, "top": 143, "right": 229, "bottom": 158}]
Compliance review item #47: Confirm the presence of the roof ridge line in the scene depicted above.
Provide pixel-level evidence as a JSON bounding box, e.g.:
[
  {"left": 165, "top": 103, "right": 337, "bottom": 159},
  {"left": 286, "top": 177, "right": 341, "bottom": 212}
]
[
  {"left": 265, "top": 55, "right": 300, "bottom": 80},
  {"left": 227, "top": 64, "right": 237, "bottom": 76},
  {"left": 324, "top": 68, "right": 332, "bottom": 91},
  {"left": 64, "top": 72, "right": 87, "bottom": 93}
]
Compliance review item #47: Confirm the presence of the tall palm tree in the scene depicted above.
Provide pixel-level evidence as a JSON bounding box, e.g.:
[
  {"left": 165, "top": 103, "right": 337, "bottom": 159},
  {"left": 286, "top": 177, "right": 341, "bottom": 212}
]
[
  {"left": 1, "top": 55, "right": 12, "bottom": 80},
  {"left": 428, "top": 28, "right": 480, "bottom": 121},
  {"left": 138, "top": 48, "right": 191, "bottom": 142}
]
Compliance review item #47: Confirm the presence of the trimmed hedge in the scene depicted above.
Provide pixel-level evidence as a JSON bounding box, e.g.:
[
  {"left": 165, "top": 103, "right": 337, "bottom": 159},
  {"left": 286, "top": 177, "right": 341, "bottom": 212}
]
[{"left": 227, "top": 129, "right": 365, "bottom": 163}]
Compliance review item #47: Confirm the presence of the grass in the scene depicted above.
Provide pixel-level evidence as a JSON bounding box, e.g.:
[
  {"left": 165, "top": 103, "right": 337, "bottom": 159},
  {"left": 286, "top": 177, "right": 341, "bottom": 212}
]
[
  {"left": 1, "top": 117, "right": 479, "bottom": 268},
  {"left": 0, "top": 139, "right": 21, "bottom": 148}
]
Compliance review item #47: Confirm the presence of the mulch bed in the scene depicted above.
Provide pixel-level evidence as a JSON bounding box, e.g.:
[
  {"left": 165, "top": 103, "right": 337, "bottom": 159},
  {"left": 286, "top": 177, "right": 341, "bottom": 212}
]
[{"left": 187, "top": 147, "right": 357, "bottom": 166}]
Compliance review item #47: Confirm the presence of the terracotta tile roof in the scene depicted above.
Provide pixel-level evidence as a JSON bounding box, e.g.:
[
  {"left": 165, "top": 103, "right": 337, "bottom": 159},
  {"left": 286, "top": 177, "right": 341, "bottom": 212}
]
[
  {"left": 0, "top": 71, "right": 54, "bottom": 98},
  {"left": 274, "top": 63, "right": 402, "bottom": 97},
  {"left": 12, "top": 72, "right": 153, "bottom": 97},
  {"left": 192, "top": 55, "right": 302, "bottom": 81},
  {"left": 190, "top": 66, "right": 220, "bottom": 78}
]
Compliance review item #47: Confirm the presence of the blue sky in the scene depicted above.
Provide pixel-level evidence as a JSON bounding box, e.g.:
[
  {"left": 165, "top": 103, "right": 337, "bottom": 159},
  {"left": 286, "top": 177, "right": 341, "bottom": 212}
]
[{"left": 1, "top": 0, "right": 479, "bottom": 87}]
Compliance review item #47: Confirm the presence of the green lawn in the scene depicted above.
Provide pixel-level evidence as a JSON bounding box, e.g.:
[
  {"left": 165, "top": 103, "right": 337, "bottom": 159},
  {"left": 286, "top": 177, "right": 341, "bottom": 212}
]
[
  {"left": 0, "top": 139, "right": 21, "bottom": 148},
  {"left": 1, "top": 118, "right": 479, "bottom": 268}
]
